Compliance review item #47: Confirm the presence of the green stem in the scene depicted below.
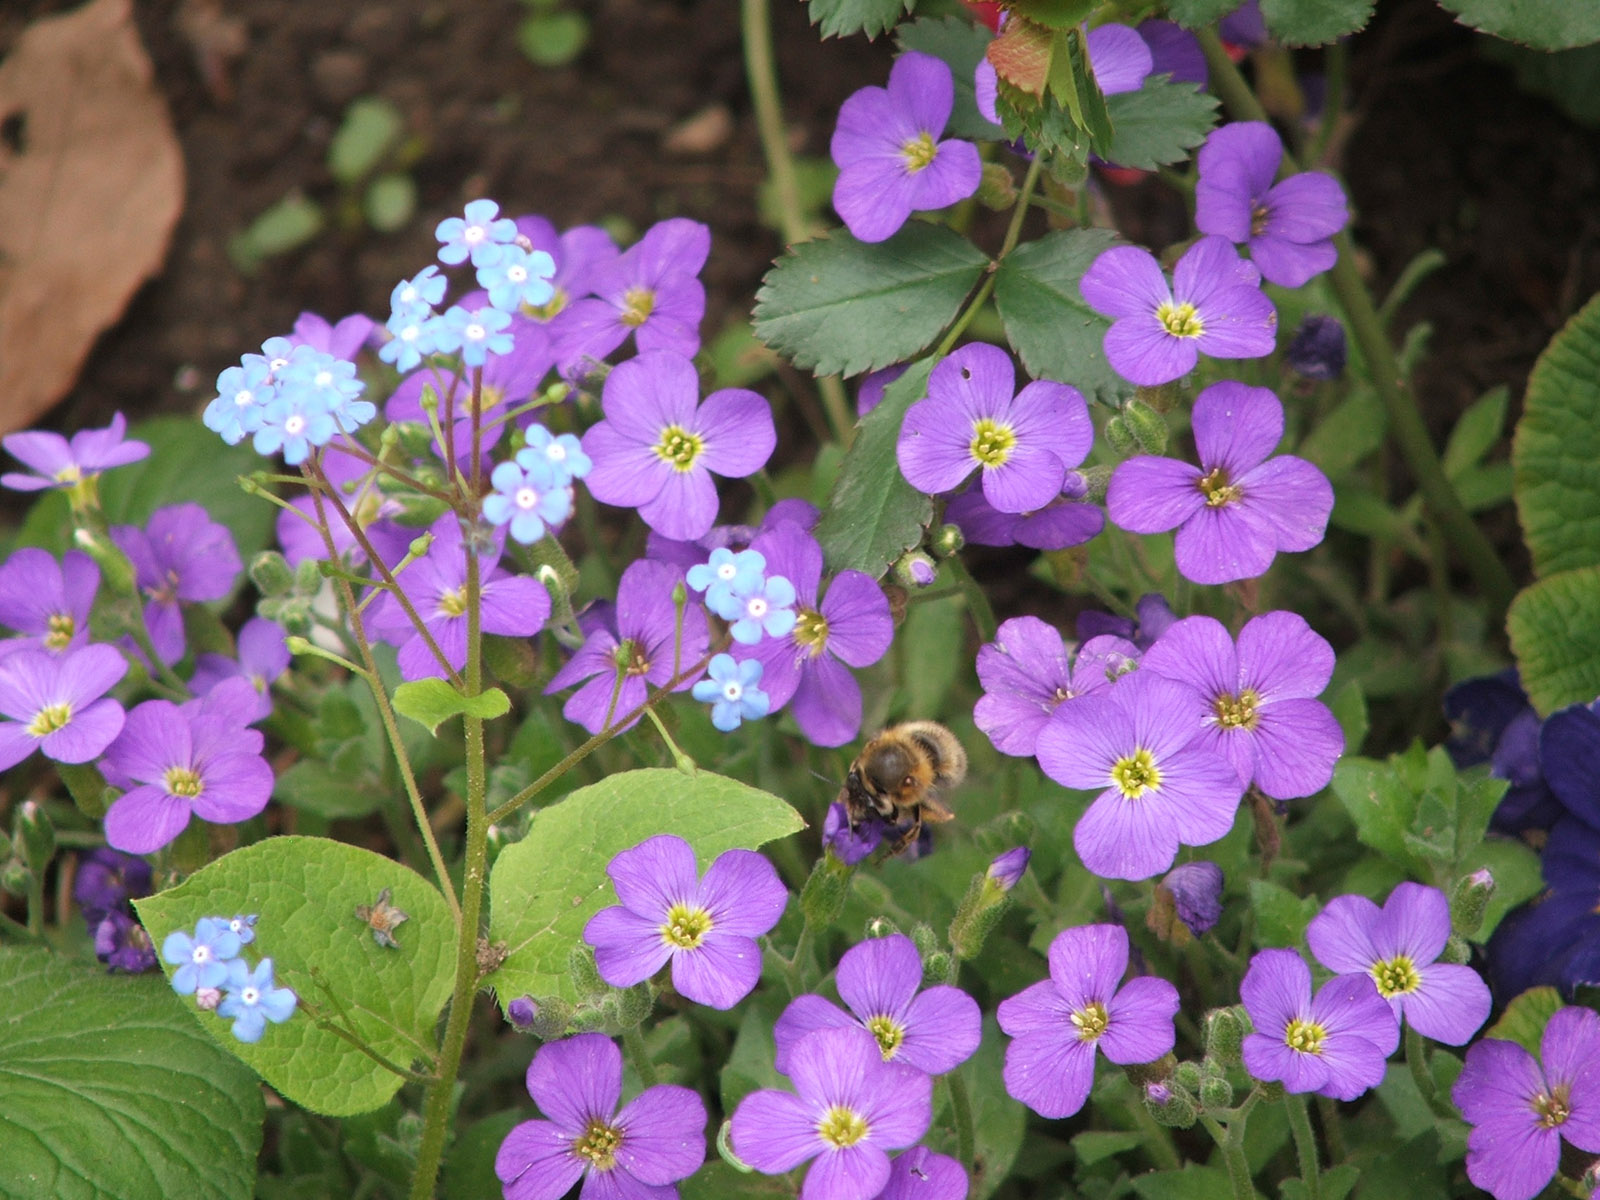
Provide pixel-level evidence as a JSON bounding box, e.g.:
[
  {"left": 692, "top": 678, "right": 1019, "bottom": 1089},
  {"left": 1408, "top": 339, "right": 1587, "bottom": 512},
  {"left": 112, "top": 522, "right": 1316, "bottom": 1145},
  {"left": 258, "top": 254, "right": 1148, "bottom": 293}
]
[
  {"left": 1406, "top": 1024, "right": 1455, "bottom": 1117},
  {"left": 945, "top": 555, "right": 998, "bottom": 643},
  {"left": 0, "top": 906, "right": 45, "bottom": 943},
  {"left": 1196, "top": 29, "right": 1515, "bottom": 625},
  {"left": 740, "top": 0, "right": 853, "bottom": 445},
  {"left": 645, "top": 707, "right": 695, "bottom": 772},
  {"left": 1284, "top": 1093, "right": 1321, "bottom": 1200},
  {"left": 26, "top": 869, "right": 44, "bottom": 937},
  {"left": 945, "top": 1069, "right": 976, "bottom": 1173},
  {"left": 623, "top": 1025, "right": 660, "bottom": 1087},
  {"left": 1129, "top": 1087, "right": 1183, "bottom": 1171},
  {"left": 1200, "top": 1113, "right": 1256, "bottom": 1200},
  {"left": 1316, "top": 1096, "right": 1347, "bottom": 1164},
  {"left": 934, "top": 156, "right": 1045, "bottom": 360}
]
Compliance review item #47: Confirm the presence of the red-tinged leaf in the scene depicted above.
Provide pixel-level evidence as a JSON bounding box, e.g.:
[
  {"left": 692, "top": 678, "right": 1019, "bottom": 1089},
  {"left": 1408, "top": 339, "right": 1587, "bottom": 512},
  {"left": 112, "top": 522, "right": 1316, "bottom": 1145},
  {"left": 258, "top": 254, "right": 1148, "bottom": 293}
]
[{"left": 986, "top": 16, "right": 1054, "bottom": 98}]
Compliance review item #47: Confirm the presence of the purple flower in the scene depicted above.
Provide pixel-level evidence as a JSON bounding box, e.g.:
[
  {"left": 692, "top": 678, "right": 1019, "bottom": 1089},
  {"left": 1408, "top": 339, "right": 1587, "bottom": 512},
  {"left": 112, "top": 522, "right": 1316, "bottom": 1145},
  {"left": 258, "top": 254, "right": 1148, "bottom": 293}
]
[
  {"left": 1220, "top": 1, "right": 1267, "bottom": 49},
  {"left": 988, "top": 847, "right": 1031, "bottom": 892},
  {"left": 496, "top": 1033, "right": 706, "bottom": 1200},
  {"left": 1, "top": 412, "right": 150, "bottom": 492},
  {"left": 830, "top": 51, "right": 982, "bottom": 244},
  {"left": 162, "top": 916, "right": 243, "bottom": 995},
  {"left": 1240, "top": 948, "right": 1398, "bottom": 1100},
  {"left": 897, "top": 343, "right": 1093, "bottom": 514},
  {"left": 94, "top": 909, "right": 158, "bottom": 973},
  {"left": 1137, "top": 21, "right": 1208, "bottom": 87},
  {"left": 996, "top": 924, "right": 1179, "bottom": 1119},
  {"left": 825, "top": 800, "right": 883, "bottom": 865},
  {"left": 0, "top": 548, "right": 98, "bottom": 655},
  {"left": 435, "top": 197, "right": 517, "bottom": 267},
  {"left": 1445, "top": 670, "right": 1557, "bottom": 835},
  {"left": 1287, "top": 314, "right": 1347, "bottom": 380},
  {"left": 0, "top": 645, "right": 127, "bottom": 771},
  {"left": 111, "top": 503, "right": 242, "bottom": 665},
  {"left": 1196, "top": 122, "right": 1348, "bottom": 288},
  {"left": 75, "top": 847, "right": 152, "bottom": 923},
  {"left": 1159, "top": 862, "right": 1224, "bottom": 937},
  {"left": 1538, "top": 700, "right": 1600, "bottom": 834},
  {"left": 731, "top": 1024, "right": 933, "bottom": 1200},
  {"left": 1076, "top": 593, "right": 1177, "bottom": 652},
  {"left": 1107, "top": 382, "right": 1332, "bottom": 585},
  {"left": 101, "top": 695, "right": 274, "bottom": 855},
  {"left": 943, "top": 481, "right": 1105, "bottom": 552},
  {"left": 218, "top": 956, "right": 298, "bottom": 1043},
  {"left": 1139, "top": 611, "right": 1342, "bottom": 799},
  {"left": 559, "top": 219, "right": 710, "bottom": 366},
  {"left": 190, "top": 618, "right": 290, "bottom": 724},
  {"left": 583, "top": 834, "right": 787, "bottom": 1010},
  {"left": 507, "top": 996, "right": 538, "bottom": 1030},
  {"left": 975, "top": 616, "right": 1138, "bottom": 757},
  {"left": 367, "top": 513, "right": 550, "bottom": 682},
  {"left": 1487, "top": 819, "right": 1600, "bottom": 999},
  {"left": 289, "top": 310, "right": 376, "bottom": 359},
  {"left": 583, "top": 351, "right": 776, "bottom": 541},
  {"left": 1307, "top": 883, "right": 1491, "bottom": 1046},
  {"left": 513, "top": 217, "right": 620, "bottom": 367},
  {"left": 1080, "top": 236, "right": 1277, "bottom": 386},
  {"left": 735, "top": 522, "right": 893, "bottom": 747},
  {"left": 774, "top": 934, "right": 981, "bottom": 1077},
  {"left": 875, "top": 1148, "right": 966, "bottom": 1200},
  {"left": 1453, "top": 1007, "right": 1600, "bottom": 1200},
  {"left": 546, "top": 559, "right": 709, "bottom": 735},
  {"left": 1036, "top": 672, "right": 1244, "bottom": 880}
]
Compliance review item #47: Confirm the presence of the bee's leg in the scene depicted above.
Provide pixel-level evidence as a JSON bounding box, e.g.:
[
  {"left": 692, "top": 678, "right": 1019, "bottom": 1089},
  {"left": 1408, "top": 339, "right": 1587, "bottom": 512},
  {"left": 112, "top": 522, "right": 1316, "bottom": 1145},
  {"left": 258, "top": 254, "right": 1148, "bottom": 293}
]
[{"left": 888, "top": 815, "right": 923, "bottom": 856}]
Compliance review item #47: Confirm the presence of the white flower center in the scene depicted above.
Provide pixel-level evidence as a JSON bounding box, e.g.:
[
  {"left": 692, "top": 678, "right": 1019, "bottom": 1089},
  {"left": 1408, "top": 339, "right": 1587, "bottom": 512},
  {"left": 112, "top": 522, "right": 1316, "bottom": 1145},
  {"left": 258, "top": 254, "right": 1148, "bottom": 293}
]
[
  {"left": 515, "top": 486, "right": 539, "bottom": 510},
  {"left": 284, "top": 414, "right": 306, "bottom": 436},
  {"left": 722, "top": 681, "right": 743, "bottom": 702},
  {"left": 747, "top": 597, "right": 768, "bottom": 618}
]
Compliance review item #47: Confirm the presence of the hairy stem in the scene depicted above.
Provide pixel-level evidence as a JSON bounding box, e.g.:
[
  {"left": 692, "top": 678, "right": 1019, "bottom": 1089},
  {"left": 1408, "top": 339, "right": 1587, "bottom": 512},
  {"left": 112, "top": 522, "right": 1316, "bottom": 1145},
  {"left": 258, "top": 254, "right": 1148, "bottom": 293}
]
[{"left": 1285, "top": 1092, "right": 1321, "bottom": 1200}]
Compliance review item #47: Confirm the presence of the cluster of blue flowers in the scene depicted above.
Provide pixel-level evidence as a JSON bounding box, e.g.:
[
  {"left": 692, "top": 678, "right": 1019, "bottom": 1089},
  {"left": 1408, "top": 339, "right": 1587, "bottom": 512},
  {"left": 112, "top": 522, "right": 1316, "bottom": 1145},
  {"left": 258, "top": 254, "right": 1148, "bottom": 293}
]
[{"left": 161, "top": 914, "right": 297, "bottom": 1043}]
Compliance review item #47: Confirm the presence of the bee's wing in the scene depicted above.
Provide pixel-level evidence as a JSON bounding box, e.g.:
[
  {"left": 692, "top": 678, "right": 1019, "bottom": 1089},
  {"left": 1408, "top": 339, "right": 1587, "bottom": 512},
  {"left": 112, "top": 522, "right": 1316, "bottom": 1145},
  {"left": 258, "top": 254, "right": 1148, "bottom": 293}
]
[{"left": 921, "top": 792, "right": 956, "bottom": 822}]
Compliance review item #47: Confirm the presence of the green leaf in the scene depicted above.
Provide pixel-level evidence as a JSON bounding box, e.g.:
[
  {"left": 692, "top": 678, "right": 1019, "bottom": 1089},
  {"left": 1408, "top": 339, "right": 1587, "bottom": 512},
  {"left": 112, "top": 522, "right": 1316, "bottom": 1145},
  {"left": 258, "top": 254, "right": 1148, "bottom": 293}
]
[
  {"left": 1485, "top": 986, "right": 1564, "bottom": 1053},
  {"left": 1131, "top": 1164, "right": 1237, "bottom": 1200},
  {"left": 1459, "top": 836, "right": 1543, "bottom": 940},
  {"left": 393, "top": 679, "right": 511, "bottom": 734},
  {"left": 803, "top": 0, "right": 908, "bottom": 39},
  {"left": 1513, "top": 290, "right": 1600, "bottom": 576},
  {"left": 994, "top": 79, "right": 1092, "bottom": 181},
  {"left": 515, "top": 11, "right": 589, "bottom": 65},
  {"left": 0, "top": 945, "right": 263, "bottom": 1200},
  {"left": 364, "top": 172, "right": 417, "bottom": 233},
  {"left": 1100, "top": 76, "right": 1219, "bottom": 170},
  {"left": 681, "top": 1164, "right": 796, "bottom": 1200},
  {"left": 752, "top": 225, "right": 988, "bottom": 377},
  {"left": 1164, "top": 0, "right": 1239, "bottom": 27},
  {"left": 484, "top": 769, "right": 805, "bottom": 1006},
  {"left": 1331, "top": 753, "right": 1420, "bottom": 869},
  {"left": 1299, "top": 385, "right": 1385, "bottom": 478},
  {"left": 274, "top": 759, "right": 387, "bottom": 820},
  {"left": 814, "top": 360, "right": 936, "bottom": 577},
  {"left": 1071, "top": 1129, "right": 1144, "bottom": 1165},
  {"left": 1443, "top": 385, "right": 1508, "bottom": 477},
  {"left": 135, "top": 836, "right": 454, "bottom": 1116},
  {"left": 1259, "top": 0, "right": 1375, "bottom": 46},
  {"left": 898, "top": 17, "right": 1006, "bottom": 140},
  {"left": 1283, "top": 1164, "right": 1359, "bottom": 1200},
  {"left": 228, "top": 192, "right": 324, "bottom": 274},
  {"left": 1508, "top": 566, "right": 1600, "bottom": 714},
  {"left": 328, "top": 97, "right": 403, "bottom": 186},
  {"left": 1248, "top": 878, "right": 1318, "bottom": 948},
  {"left": 1436, "top": 0, "right": 1600, "bottom": 50},
  {"left": 1009, "top": 0, "right": 1096, "bottom": 30},
  {"left": 994, "top": 229, "right": 1128, "bottom": 406},
  {"left": 961, "top": 1018, "right": 1026, "bottom": 1200},
  {"left": 720, "top": 997, "right": 788, "bottom": 1112}
]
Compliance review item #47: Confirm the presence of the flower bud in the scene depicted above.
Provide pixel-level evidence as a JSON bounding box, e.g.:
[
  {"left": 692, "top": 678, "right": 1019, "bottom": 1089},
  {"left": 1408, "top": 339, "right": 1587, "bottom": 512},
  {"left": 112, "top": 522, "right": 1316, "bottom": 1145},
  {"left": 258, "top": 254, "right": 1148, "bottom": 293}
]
[
  {"left": 1103, "top": 415, "right": 1138, "bottom": 457},
  {"left": 987, "top": 847, "right": 1031, "bottom": 893},
  {"left": 1, "top": 860, "right": 30, "bottom": 896},
  {"left": 1173, "top": 1060, "right": 1203, "bottom": 1093},
  {"left": 1145, "top": 1079, "right": 1198, "bottom": 1127},
  {"left": 821, "top": 801, "right": 880, "bottom": 867},
  {"left": 1440, "top": 933, "right": 1472, "bottom": 965},
  {"left": 864, "top": 916, "right": 900, "bottom": 940},
  {"left": 16, "top": 801, "right": 54, "bottom": 875},
  {"left": 1148, "top": 862, "right": 1225, "bottom": 947},
  {"left": 1120, "top": 398, "right": 1169, "bottom": 455},
  {"left": 195, "top": 986, "right": 223, "bottom": 1012},
  {"left": 1078, "top": 464, "right": 1112, "bottom": 505},
  {"left": 389, "top": 421, "right": 438, "bottom": 459},
  {"left": 891, "top": 550, "right": 939, "bottom": 590},
  {"left": 1198, "top": 1075, "right": 1234, "bottom": 1109},
  {"left": 1134, "top": 382, "right": 1182, "bottom": 414},
  {"left": 612, "top": 980, "right": 655, "bottom": 1028},
  {"left": 1287, "top": 314, "right": 1347, "bottom": 380},
  {"left": 71, "top": 527, "right": 136, "bottom": 598},
  {"left": 293, "top": 557, "right": 324, "bottom": 596},
  {"left": 567, "top": 943, "right": 607, "bottom": 1000},
  {"left": 1450, "top": 867, "right": 1496, "bottom": 939},
  {"left": 928, "top": 523, "right": 965, "bottom": 560},
  {"left": 250, "top": 550, "right": 295, "bottom": 597},
  {"left": 801, "top": 839, "right": 857, "bottom": 926},
  {"left": 976, "top": 162, "right": 1018, "bottom": 209},
  {"left": 1204, "top": 1006, "right": 1247, "bottom": 1066},
  {"left": 507, "top": 995, "right": 539, "bottom": 1030}
]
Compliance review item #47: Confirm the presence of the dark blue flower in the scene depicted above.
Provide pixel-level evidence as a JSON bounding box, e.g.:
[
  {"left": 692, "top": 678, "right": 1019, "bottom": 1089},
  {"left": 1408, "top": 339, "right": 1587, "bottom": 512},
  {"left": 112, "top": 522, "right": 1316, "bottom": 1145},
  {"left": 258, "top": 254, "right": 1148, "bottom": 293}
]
[
  {"left": 1443, "top": 670, "right": 1561, "bottom": 834},
  {"left": 1486, "top": 818, "right": 1600, "bottom": 999}
]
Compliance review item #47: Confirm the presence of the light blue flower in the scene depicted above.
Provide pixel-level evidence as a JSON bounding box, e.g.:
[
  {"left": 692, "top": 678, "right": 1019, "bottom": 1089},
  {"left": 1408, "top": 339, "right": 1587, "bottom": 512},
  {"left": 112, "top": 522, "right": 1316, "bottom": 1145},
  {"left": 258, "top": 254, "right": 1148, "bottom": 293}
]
[
  {"left": 692, "top": 654, "right": 770, "bottom": 732},
  {"left": 253, "top": 391, "right": 337, "bottom": 466},
  {"left": 227, "top": 914, "right": 258, "bottom": 946},
  {"left": 435, "top": 198, "right": 517, "bottom": 268},
  {"left": 728, "top": 573, "right": 797, "bottom": 645},
  {"left": 204, "top": 361, "right": 275, "bottom": 445},
  {"left": 521, "top": 424, "right": 591, "bottom": 487},
  {"left": 476, "top": 245, "right": 557, "bottom": 313},
  {"left": 279, "top": 351, "right": 374, "bottom": 432},
  {"left": 162, "top": 916, "right": 243, "bottom": 995},
  {"left": 484, "top": 451, "right": 573, "bottom": 544},
  {"left": 391, "top": 264, "right": 447, "bottom": 312},
  {"left": 433, "top": 305, "right": 513, "bottom": 367},
  {"left": 218, "top": 956, "right": 298, "bottom": 1043},
  {"left": 687, "top": 548, "right": 766, "bottom": 618}
]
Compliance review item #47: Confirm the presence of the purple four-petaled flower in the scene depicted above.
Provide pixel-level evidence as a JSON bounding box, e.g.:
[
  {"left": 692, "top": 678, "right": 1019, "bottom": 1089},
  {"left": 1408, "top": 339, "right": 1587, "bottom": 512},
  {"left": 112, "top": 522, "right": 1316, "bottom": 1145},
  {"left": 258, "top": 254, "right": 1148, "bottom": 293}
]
[
  {"left": 0, "top": 548, "right": 98, "bottom": 657},
  {"left": 559, "top": 219, "right": 710, "bottom": 367},
  {"left": 975, "top": 616, "right": 1138, "bottom": 758},
  {"left": 1, "top": 412, "right": 150, "bottom": 492},
  {"left": 111, "top": 502, "right": 243, "bottom": 665},
  {"left": 0, "top": 645, "right": 127, "bottom": 772}
]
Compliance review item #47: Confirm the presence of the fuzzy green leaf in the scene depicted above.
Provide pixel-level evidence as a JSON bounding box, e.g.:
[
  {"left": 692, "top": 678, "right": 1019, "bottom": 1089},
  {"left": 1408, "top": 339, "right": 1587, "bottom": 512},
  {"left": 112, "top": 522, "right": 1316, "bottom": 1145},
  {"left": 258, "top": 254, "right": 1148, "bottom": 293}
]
[
  {"left": 484, "top": 769, "right": 805, "bottom": 1007},
  {"left": 814, "top": 359, "right": 936, "bottom": 577},
  {"left": 1100, "top": 76, "right": 1220, "bottom": 170},
  {"left": 393, "top": 679, "right": 511, "bottom": 734},
  {"left": 135, "top": 836, "right": 453, "bottom": 1116},
  {"left": 0, "top": 945, "right": 263, "bottom": 1200},
  {"left": 1259, "top": 0, "right": 1376, "bottom": 46},
  {"left": 753, "top": 226, "right": 988, "bottom": 378},
  {"left": 804, "top": 0, "right": 909, "bottom": 40},
  {"left": 994, "top": 229, "right": 1128, "bottom": 405},
  {"left": 1437, "top": 0, "right": 1600, "bottom": 51},
  {"left": 1249, "top": 878, "right": 1319, "bottom": 948},
  {"left": 1509, "top": 566, "right": 1600, "bottom": 715},
  {"left": 1513, "top": 290, "right": 1600, "bottom": 576}
]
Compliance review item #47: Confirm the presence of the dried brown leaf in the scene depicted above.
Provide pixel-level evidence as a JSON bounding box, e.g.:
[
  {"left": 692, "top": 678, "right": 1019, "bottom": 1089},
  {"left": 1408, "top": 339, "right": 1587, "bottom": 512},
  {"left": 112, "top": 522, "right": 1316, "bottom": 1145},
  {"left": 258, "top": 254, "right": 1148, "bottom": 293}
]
[{"left": 0, "top": 0, "right": 185, "bottom": 434}]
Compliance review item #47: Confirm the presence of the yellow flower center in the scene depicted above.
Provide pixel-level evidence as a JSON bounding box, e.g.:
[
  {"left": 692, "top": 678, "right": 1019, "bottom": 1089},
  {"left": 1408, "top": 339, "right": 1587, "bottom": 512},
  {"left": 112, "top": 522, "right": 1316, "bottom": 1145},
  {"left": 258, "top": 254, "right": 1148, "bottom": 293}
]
[
  {"left": 1371, "top": 954, "right": 1421, "bottom": 998},
  {"left": 438, "top": 586, "right": 468, "bottom": 618},
  {"left": 1197, "top": 466, "right": 1243, "bottom": 508},
  {"left": 1213, "top": 688, "right": 1260, "bottom": 730},
  {"left": 44, "top": 613, "right": 75, "bottom": 652},
  {"left": 26, "top": 702, "right": 72, "bottom": 738},
  {"left": 793, "top": 609, "right": 829, "bottom": 657},
  {"left": 621, "top": 287, "right": 655, "bottom": 328},
  {"left": 654, "top": 425, "right": 704, "bottom": 473},
  {"left": 573, "top": 1119, "right": 623, "bottom": 1170},
  {"left": 866, "top": 1014, "right": 904, "bottom": 1060},
  {"left": 660, "top": 902, "right": 713, "bottom": 949},
  {"left": 53, "top": 464, "right": 82, "bottom": 484},
  {"left": 1156, "top": 300, "right": 1204, "bottom": 338},
  {"left": 164, "top": 767, "right": 204, "bottom": 799},
  {"left": 817, "top": 1105, "right": 869, "bottom": 1149},
  {"left": 1533, "top": 1086, "right": 1572, "bottom": 1130},
  {"left": 901, "top": 132, "right": 938, "bottom": 173},
  {"left": 1110, "top": 748, "right": 1161, "bottom": 799},
  {"left": 1071, "top": 1001, "right": 1110, "bottom": 1042},
  {"left": 969, "top": 418, "right": 1017, "bottom": 469},
  {"left": 1284, "top": 1017, "right": 1325, "bottom": 1055}
]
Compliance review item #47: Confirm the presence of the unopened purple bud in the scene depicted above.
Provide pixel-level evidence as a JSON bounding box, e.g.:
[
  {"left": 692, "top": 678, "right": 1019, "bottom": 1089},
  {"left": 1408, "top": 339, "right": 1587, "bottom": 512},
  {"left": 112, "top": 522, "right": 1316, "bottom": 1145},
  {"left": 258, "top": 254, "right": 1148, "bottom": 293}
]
[
  {"left": 987, "top": 847, "right": 1031, "bottom": 892},
  {"left": 508, "top": 996, "right": 538, "bottom": 1029},
  {"left": 1287, "top": 314, "right": 1347, "bottom": 380},
  {"left": 195, "top": 986, "right": 223, "bottom": 1012},
  {"left": 893, "top": 550, "right": 938, "bottom": 589},
  {"left": 1146, "top": 1081, "right": 1172, "bottom": 1106},
  {"left": 1162, "top": 862, "right": 1225, "bottom": 937}
]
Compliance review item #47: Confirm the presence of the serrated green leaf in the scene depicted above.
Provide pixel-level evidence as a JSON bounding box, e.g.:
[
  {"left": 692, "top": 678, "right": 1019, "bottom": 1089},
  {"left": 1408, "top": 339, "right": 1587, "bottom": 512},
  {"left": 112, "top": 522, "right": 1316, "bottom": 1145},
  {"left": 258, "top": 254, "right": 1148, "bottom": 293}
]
[
  {"left": 1259, "top": 0, "right": 1375, "bottom": 46},
  {"left": 328, "top": 97, "right": 403, "bottom": 186},
  {"left": 804, "top": 0, "right": 908, "bottom": 39},
  {"left": 1485, "top": 986, "right": 1564, "bottom": 1053},
  {"left": 1453, "top": 765, "right": 1508, "bottom": 861},
  {"left": 0, "top": 946, "right": 264, "bottom": 1200},
  {"left": 484, "top": 769, "right": 805, "bottom": 1006},
  {"left": 135, "top": 836, "right": 453, "bottom": 1116},
  {"left": 1438, "top": 0, "right": 1600, "bottom": 51},
  {"left": 1443, "top": 385, "right": 1508, "bottom": 477},
  {"left": 993, "top": 229, "right": 1128, "bottom": 406},
  {"left": 994, "top": 78, "right": 1092, "bottom": 173},
  {"left": 1100, "top": 75, "right": 1219, "bottom": 170},
  {"left": 1248, "top": 878, "right": 1318, "bottom": 948},
  {"left": 1164, "top": 0, "right": 1239, "bottom": 27},
  {"left": 393, "top": 679, "right": 511, "bottom": 734},
  {"left": 898, "top": 18, "right": 1007, "bottom": 140},
  {"left": 1508, "top": 566, "right": 1600, "bottom": 714},
  {"left": 814, "top": 359, "right": 936, "bottom": 577},
  {"left": 1514, "top": 291, "right": 1600, "bottom": 576},
  {"left": 752, "top": 226, "right": 988, "bottom": 378}
]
